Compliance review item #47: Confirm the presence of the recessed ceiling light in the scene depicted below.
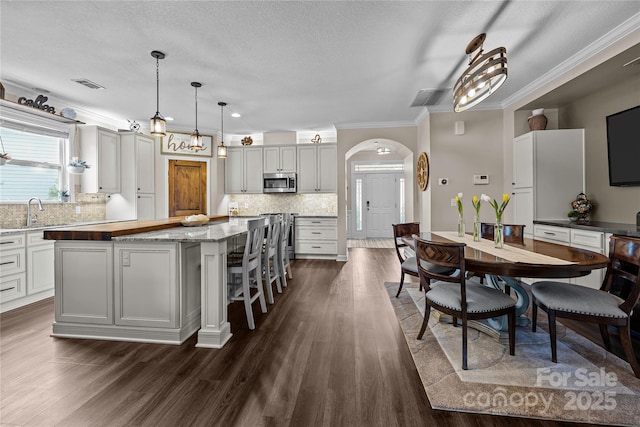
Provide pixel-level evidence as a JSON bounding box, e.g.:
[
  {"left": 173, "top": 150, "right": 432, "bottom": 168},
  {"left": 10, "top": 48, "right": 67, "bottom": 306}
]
[
  {"left": 165, "top": 117, "right": 174, "bottom": 121},
  {"left": 231, "top": 112, "right": 241, "bottom": 118}
]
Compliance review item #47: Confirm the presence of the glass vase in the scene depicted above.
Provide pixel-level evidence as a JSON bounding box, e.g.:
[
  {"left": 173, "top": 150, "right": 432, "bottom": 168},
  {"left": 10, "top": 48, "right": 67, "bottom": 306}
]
[
  {"left": 473, "top": 216, "right": 481, "bottom": 242},
  {"left": 457, "top": 216, "right": 465, "bottom": 237},
  {"left": 494, "top": 220, "right": 504, "bottom": 248}
]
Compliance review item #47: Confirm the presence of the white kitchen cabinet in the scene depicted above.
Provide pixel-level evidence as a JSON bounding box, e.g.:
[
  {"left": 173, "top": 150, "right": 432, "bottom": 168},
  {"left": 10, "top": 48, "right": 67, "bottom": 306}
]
[
  {"left": 225, "top": 146, "right": 263, "bottom": 194},
  {"left": 570, "top": 228, "right": 605, "bottom": 289},
  {"left": 55, "top": 241, "right": 114, "bottom": 324},
  {"left": 1, "top": 231, "right": 55, "bottom": 312},
  {"left": 297, "top": 144, "right": 337, "bottom": 193},
  {"left": 295, "top": 217, "right": 338, "bottom": 258},
  {"left": 26, "top": 231, "right": 55, "bottom": 295},
  {"left": 512, "top": 130, "right": 584, "bottom": 237},
  {"left": 79, "top": 126, "right": 121, "bottom": 194},
  {"left": 0, "top": 233, "right": 27, "bottom": 305},
  {"left": 532, "top": 224, "right": 606, "bottom": 288},
  {"left": 136, "top": 193, "right": 155, "bottom": 221},
  {"left": 263, "top": 145, "right": 297, "bottom": 173},
  {"left": 110, "top": 132, "right": 155, "bottom": 221},
  {"left": 114, "top": 243, "right": 179, "bottom": 328}
]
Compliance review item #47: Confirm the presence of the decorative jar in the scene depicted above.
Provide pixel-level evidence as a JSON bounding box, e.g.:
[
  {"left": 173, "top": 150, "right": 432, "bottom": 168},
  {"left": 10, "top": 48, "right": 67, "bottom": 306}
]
[{"left": 528, "top": 108, "right": 548, "bottom": 131}]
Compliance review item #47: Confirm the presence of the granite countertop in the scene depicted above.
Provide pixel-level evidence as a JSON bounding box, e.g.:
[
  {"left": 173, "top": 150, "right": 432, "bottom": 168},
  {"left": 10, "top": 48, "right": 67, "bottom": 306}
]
[
  {"left": 295, "top": 215, "right": 338, "bottom": 218},
  {"left": 0, "top": 220, "right": 127, "bottom": 236},
  {"left": 113, "top": 217, "right": 262, "bottom": 243},
  {"left": 534, "top": 219, "right": 640, "bottom": 238}
]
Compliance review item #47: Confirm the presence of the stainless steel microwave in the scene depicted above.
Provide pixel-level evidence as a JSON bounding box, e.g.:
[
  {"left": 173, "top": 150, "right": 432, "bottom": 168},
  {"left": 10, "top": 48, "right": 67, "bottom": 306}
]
[{"left": 263, "top": 173, "right": 296, "bottom": 193}]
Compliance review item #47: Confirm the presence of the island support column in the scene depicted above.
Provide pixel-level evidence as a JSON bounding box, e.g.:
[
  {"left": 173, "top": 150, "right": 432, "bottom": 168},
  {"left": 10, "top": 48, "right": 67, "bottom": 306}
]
[{"left": 196, "top": 240, "right": 232, "bottom": 348}]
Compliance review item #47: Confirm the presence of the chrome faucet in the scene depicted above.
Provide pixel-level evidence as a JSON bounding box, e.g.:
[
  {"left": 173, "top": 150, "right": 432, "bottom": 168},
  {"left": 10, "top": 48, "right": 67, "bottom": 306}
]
[{"left": 27, "top": 197, "right": 44, "bottom": 227}]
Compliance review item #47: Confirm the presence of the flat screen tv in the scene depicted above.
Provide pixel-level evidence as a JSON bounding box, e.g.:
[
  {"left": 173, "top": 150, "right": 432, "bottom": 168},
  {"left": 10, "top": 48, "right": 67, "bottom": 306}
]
[{"left": 606, "top": 105, "right": 640, "bottom": 186}]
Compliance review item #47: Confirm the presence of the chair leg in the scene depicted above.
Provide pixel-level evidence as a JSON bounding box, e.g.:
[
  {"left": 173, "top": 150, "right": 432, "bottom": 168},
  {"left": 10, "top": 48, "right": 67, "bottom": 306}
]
[
  {"left": 263, "top": 265, "right": 275, "bottom": 304},
  {"left": 395, "top": 272, "right": 405, "bottom": 297},
  {"left": 242, "top": 271, "right": 256, "bottom": 330},
  {"left": 273, "top": 259, "right": 283, "bottom": 294},
  {"left": 462, "top": 318, "right": 468, "bottom": 370},
  {"left": 531, "top": 299, "right": 538, "bottom": 332},
  {"left": 619, "top": 324, "right": 640, "bottom": 379},
  {"left": 508, "top": 309, "right": 516, "bottom": 356},
  {"left": 255, "top": 270, "right": 267, "bottom": 314},
  {"left": 452, "top": 316, "right": 458, "bottom": 327},
  {"left": 417, "top": 300, "right": 431, "bottom": 340},
  {"left": 548, "top": 310, "right": 558, "bottom": 363},
  {"left": 599, "top": 324, "right": 612, "bottom": 351}
]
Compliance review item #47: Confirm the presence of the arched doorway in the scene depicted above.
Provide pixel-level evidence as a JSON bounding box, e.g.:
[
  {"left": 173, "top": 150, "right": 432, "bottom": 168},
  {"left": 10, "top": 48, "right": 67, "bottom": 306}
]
[{"left": 345, "top": 139, "right": 414, "bottom": 239}]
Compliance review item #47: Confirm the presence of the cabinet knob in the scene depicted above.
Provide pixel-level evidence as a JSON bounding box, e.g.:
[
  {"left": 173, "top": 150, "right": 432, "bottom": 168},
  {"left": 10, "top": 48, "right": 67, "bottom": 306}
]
[
  {"left": 138, "top": 196, "right": 141, "bottom": 199},
  {"left": 137, "top": 187, "right": 140, "bottom": 191},
  {"left": 99, "top": 186, "right": 103, "bottom": 189}
]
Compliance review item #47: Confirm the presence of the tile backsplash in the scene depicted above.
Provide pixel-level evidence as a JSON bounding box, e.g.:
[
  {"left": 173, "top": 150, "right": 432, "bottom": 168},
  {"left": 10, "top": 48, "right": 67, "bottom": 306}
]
[
  {"left": 0, "top": 193, "right": 106, "bottom": 229},
  {"left": 229, "top": 194, "right": 337, "bottom": 216}
]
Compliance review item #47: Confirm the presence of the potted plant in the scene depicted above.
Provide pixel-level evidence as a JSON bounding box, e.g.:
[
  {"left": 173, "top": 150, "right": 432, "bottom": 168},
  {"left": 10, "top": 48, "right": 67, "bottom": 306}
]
[
  {"left": 68, "top": 158, "right": 90, "bottom": 174},
  {"left": 60, "top": 189, "right": 70, "bottom": 202}
]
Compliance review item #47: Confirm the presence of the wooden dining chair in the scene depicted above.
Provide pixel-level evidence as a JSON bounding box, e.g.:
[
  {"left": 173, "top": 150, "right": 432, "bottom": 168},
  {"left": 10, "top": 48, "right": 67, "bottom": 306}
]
[
  {"left": 392, "top": 223, "right": 421, "bottom": 297},
  {"left": 227, "top": 218, "right": 268, "bottom": 330},
  {"left": 414, "top": 236, "right": 516, "bottom": 370},
  {"left": 480, "top": 223, "right": 526, "bottom": 244},
  {"left": 531, "top": 235, "right": 640, "bottom": 378}
]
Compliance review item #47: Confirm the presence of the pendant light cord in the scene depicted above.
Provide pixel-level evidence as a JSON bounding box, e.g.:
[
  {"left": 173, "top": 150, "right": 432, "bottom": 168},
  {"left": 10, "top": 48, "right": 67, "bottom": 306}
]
[
  {"left": 155, "top": 57, "right": 160, "bottom": 114},
  {"left": 194, "top": 85, "right": 198, "bottom": 132}
]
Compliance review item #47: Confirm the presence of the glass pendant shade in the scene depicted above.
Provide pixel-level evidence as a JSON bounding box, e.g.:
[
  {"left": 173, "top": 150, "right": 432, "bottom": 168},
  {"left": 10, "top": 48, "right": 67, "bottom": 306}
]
[
  {"left": 217, "top": 144, "right": 227, "bottom": 158},
  {"left": 189, "top": 82, "right": 204, "bottom": 151},
  {"left": 217, "top": 101, "right": 227, "bottom": 159},
  {"left": 150, "top": 50, "right": 166, "bottom": 136},
  {"left": 453, "top": 34, "right": 507, "bottom": 112}
]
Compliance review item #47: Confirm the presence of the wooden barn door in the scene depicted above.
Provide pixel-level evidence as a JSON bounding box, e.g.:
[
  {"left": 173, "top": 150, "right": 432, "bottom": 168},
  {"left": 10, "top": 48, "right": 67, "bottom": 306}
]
[{"left": 168, "top": 160, "right": 207, "bottom": 217}]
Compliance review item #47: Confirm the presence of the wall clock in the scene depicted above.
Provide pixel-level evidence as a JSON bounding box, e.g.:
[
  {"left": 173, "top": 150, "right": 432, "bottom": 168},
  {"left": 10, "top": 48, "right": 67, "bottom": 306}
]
[{"left": 417, "top": 152, "right": 429, "bottom": 191}]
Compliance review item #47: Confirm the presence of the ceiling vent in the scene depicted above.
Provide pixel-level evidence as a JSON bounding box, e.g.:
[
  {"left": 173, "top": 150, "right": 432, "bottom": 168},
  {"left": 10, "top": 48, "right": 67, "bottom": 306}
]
[
  {"left": 410, "top": 88, "right": 449, "bottom": 107},
  {"left": 71, "top": 78, "right": 106, "bottom": 90}
]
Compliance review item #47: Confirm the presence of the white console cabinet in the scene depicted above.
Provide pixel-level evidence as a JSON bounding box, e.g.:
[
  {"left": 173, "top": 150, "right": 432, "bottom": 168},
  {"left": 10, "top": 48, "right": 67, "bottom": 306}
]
[{"left": 533, "top": 224, "right": 605, "bottom": 289}]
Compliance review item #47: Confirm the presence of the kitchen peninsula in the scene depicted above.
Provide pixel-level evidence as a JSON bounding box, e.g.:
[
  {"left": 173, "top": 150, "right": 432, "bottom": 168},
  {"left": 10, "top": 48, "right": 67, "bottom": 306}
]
[{"left": 44, "top": 215, "right": 255, "bottom": 349}]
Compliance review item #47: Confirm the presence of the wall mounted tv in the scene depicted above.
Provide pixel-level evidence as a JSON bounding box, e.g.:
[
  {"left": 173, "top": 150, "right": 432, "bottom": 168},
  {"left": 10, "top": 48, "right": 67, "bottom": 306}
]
[{"left": 606, "top": 105, "right": 640, "bottom": 187}]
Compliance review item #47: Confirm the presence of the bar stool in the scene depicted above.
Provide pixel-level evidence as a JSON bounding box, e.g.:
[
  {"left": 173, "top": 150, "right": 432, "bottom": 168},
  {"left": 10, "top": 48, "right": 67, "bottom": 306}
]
[
  {"left": 280, "top": 213, "right": 293, "bottom": 285},
  {"left": 227, "top": 218, "right": 268, "bottom": 330},
  {"left": 263, "top": 215, "right": 283, "bottom": 304}
]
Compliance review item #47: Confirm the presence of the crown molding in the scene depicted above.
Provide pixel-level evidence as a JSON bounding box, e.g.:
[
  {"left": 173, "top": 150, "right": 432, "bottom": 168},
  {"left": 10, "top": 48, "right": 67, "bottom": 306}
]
[
  {"left": 501, "top": 12, "right": 640, "bottom": 109},
  {"left": 334, "top": 120, "right": 417, "bottom": 130}
]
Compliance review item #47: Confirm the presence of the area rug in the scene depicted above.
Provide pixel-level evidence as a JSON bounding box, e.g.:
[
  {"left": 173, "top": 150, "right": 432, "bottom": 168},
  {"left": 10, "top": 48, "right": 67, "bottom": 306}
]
[{"left": 385, "top": 281, "right": 640, "bottom": 426}]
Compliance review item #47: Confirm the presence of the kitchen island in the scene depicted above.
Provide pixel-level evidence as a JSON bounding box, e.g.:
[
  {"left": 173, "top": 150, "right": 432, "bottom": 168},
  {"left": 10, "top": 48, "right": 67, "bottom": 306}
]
[{"left": 44, "top": 216, "right": 257, "bottom": 348}]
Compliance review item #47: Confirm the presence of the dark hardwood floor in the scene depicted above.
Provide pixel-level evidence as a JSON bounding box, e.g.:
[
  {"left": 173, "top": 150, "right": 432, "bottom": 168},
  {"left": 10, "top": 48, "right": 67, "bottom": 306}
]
[{"left": 1, "top": 248, "right": 631, "bottom": 426}]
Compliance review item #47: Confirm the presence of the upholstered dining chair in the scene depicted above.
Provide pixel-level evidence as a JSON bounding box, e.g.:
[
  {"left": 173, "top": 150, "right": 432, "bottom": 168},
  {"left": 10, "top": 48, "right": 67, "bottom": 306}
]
[
  {"left": 392, "top": 223, "right": 421, "bottom": 297},
  {"left": 531, "top": 235, "right": 640, "bottom": 378},
  {"left": 227, "top": 218, "right": 268, "bottom": 330},
  {"left": 414, "top": 235, "right": 516, "bottom": 370},
  {"left": 480, "top": 223, "right": 526, "bottom": 244}
]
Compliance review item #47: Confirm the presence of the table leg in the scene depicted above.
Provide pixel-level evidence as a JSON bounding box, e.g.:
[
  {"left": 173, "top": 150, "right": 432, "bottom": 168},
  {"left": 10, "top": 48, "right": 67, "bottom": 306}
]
[
  {"left": 196, "top": 240, "right": 233, "bottom": 348},
  {"left": 484, "top": 274, "right": 530, "bottom": 331}
]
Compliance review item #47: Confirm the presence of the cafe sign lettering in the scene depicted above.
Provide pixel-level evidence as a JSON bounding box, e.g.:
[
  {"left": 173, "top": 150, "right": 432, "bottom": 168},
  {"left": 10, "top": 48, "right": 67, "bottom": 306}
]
[{"left": 18, "top": 94, "right": 56, "bottom": 114}]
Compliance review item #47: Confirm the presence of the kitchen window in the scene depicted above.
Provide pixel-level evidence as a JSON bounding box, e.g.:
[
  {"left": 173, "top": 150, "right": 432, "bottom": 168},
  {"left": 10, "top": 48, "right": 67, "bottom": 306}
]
[{"left": 0, "top": 124, "right": 69, "bottom": 202}]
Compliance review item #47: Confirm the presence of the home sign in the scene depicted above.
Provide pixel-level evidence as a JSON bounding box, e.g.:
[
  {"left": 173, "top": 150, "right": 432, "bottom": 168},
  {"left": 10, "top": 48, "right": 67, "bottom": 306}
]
[{"left": 17, "top": 94, "right": 56, "bottom": 114}]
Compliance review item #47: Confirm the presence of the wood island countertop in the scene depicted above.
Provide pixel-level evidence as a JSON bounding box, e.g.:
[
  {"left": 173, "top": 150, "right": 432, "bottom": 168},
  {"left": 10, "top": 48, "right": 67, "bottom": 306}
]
[{"left": 44, "top": 215, "right": 229, "bottom": 241}]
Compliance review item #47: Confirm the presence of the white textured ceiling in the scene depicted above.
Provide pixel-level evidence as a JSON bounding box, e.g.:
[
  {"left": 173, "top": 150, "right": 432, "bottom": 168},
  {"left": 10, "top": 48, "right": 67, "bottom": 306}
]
[{"left": 1, "top": 1, "right": 638, "bottom": 136}]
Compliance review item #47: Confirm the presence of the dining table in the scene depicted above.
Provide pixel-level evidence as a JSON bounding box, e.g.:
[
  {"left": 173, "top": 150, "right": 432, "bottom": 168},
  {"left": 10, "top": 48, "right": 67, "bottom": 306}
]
[{"left": 402, "top": 231, "right": 610, "bottom": 334}]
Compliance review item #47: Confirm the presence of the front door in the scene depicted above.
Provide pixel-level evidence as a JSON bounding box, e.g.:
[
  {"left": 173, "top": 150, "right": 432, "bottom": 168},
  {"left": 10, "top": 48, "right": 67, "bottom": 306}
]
[
  {"left": 365, "top": 173, "right": 398, "bottom": 238},
  {"left": 168, "top": 160, "right": 207, "bottom": 217}
]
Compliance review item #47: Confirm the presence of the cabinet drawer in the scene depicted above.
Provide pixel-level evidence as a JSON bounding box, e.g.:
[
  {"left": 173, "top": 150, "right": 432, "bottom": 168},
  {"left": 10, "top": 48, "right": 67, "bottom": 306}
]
[
  {"left": 0, "top": 272, "right": 27, "bottom": 303},
  {"left": 533, "top": 225, "right": 570, "bottom": 243},
  {"left": 570, "top": 229, "right": 603, "bottom": 250},
  {"left": 296, "top": 227, "right": 337, "bottom": 240},
  {"left": 0, "top": 248, "right": 25, "bottom": 276},
  {"left": 296, "top": 241, "right": 337, "bottom": 255},
  {"left": 0, "top": 233, "right": 26, "bottom": 250},
  {"left": 27, "top": 231, "right": 54, "bottom": 247},
  {"left": 296, "top": 218, "right": 337, "bottom": 227}
]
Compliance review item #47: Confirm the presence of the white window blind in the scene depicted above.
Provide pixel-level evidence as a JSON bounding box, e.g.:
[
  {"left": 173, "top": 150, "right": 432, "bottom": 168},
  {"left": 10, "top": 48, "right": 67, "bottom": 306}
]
[{"left": 0, "top": 126, "right": 65, "bottom": 202}]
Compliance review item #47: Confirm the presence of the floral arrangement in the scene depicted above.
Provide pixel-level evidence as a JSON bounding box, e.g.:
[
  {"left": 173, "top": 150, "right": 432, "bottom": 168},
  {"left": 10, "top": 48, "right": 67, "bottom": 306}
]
[
  {"left": 472, "top": 194, "right": 491, "bottom": 217},
  {"left": 569, "top": 193, "right": 593, "bottom": 221},
  {"left": 69, "top": 158, "right": 90, "bottom": 168},
  {"left": 488, "top": 193, "right": 510, "bottom": 223}
]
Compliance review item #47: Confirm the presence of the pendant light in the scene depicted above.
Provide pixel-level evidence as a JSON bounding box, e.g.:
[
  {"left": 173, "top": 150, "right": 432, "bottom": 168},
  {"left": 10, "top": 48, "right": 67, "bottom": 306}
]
[
  {"left": 149, "top": 50, "right": 167, "bottom": 136},
  {"left": 189, "top": 82, "right": 204, "bottom": 151},
  {"left": 453, "top": 33, "right": 507, "bottom": 112},
  {"left": 217, "top": 101, "right": 228, "bottom": 159}
]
